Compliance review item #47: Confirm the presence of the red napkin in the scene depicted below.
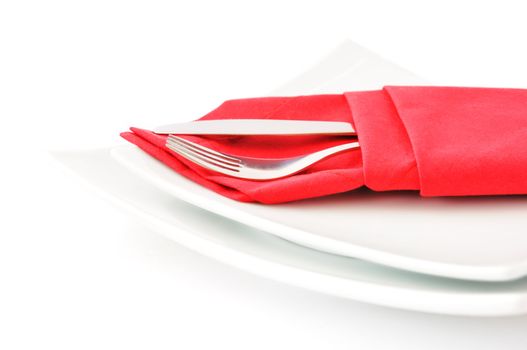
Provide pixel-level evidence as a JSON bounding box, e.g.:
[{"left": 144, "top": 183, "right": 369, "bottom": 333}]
[{"left": 121, "top": 86, "right": 527, "bottom": 204}]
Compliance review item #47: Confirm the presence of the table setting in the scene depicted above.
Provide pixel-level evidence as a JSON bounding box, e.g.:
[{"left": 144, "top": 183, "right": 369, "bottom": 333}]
[{"left": 53, "top": 40, "right": 527, "bottom": 317}]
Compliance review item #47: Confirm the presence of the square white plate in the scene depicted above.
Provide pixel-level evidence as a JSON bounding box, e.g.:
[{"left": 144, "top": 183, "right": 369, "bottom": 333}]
[
  {"left": 112, "top": 145, "right": 527, "bottom": 282},
  {"left": 112, "top": 40, "right": 527, "bottom": 282},
  {"left": 53, "top": 147, "right": 527, "bottom": 316},
  {"left": 52, "top": 40, "right": 527, "bottom": 316}
]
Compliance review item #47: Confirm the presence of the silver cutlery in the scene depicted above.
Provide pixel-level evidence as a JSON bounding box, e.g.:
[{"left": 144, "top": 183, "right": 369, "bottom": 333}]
[
  {"left": 165, "top": 135, "right": 360, "bottom": 180},
  {"left": 154, "top": 119, "right": 356, "bottom": 135}
]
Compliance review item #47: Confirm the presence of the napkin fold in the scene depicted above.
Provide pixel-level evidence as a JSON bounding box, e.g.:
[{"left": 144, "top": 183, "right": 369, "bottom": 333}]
[{"left": 121, "top": 86, "right": 527, "bottom": 203}]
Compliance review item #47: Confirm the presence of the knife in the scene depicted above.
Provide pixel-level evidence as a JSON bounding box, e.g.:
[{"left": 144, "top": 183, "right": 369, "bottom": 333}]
[{"left": 153, "top": 119, "right": 356, "bottom": 135}]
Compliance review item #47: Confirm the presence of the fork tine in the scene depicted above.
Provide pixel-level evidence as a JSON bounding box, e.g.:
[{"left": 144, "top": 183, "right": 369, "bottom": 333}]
[
  {"left": 168, "top": 135, "right": 241, "bottom": 164},
  {"left": 167, "top": 144, "right": 240, "bottom": 174},
  {"left": 166, "top": 142, "right": 241, "bottom": 173},
  {"left": 167, "top": 137, "right": 241, "bottom": 168}
]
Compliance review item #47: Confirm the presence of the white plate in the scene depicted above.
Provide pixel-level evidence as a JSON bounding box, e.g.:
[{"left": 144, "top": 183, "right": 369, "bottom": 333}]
[
  {"left": 53, "top": 148, "right": 527, "bottom": 316},
  {"left": 111, "top": 40, "right": 527, "bottom": 282},
  {"left": 112, "top": 146, "right": 527, "bottom": 282}
]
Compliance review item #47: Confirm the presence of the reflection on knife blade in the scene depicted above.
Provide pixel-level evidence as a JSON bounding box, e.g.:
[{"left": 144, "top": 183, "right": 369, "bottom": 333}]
[{"left": 153, "top": 119, "right": 356, "bottom": 135}]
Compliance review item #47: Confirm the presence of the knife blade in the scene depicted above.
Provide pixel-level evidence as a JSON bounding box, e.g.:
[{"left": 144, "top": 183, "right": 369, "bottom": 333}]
[{"left": 153, "top": 119, "right": 355, "bottom": 135}]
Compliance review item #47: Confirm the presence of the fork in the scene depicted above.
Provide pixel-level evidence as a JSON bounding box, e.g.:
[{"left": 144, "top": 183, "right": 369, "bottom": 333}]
[{"left": 165, "top": 135, "right": 360, "bottom": 180}]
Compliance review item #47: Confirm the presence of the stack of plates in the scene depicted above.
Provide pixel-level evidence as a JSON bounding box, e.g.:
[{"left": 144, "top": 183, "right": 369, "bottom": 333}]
[{"left": 53, "top": 41, "right": 527, "bottom": 317}]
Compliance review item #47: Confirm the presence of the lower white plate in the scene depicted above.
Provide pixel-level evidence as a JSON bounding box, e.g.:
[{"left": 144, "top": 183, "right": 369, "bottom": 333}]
[{"left": 53, "top": 148, "right": 527, "bottom": 316}]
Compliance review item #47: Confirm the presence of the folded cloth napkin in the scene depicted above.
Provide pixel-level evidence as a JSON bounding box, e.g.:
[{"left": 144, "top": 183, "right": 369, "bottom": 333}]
[{"left": 121, "top": 86, "right": 527, "bottom": 204}]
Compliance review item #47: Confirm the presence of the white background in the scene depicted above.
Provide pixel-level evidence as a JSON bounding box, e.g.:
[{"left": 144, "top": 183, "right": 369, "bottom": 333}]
[{"left": 2, "top": 1, "right": 527, "bottom": 349}]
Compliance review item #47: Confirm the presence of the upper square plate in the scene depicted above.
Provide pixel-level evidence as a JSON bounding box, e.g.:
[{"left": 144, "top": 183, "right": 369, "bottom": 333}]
[
  {"left": 112, "top": 40, "right": 527, "bottom": 282},
  {"left": 111, "top": 145, "right": 527, "bottom": 282}
]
